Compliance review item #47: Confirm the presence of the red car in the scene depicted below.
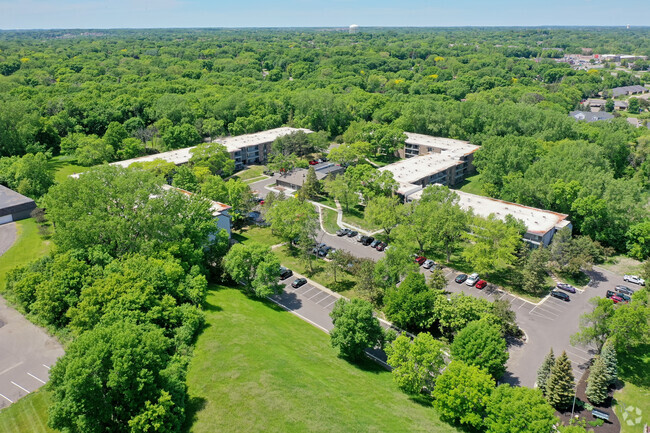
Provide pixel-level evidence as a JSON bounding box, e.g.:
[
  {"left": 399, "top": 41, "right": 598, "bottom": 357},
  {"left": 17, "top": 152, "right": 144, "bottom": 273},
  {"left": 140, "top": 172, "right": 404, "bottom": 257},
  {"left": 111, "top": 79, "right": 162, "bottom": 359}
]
[
  {"left": 414, "top": 256, "right": 426, "bottom": 265},
  {"left": 308, "top": 160, "right": 318, "bottom": 165},
  {"left": 475, "top": 280, "right": 487, "bottom": 290},
  {"left": 611, "top": 294, "right": 625, "bottom": 304}
]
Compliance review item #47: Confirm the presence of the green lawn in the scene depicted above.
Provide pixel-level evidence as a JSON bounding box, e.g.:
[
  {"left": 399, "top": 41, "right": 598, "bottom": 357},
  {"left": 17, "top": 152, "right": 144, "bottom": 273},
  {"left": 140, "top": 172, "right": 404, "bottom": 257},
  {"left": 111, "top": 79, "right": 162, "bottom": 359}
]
[
  {"left": 321, "top": 207, "right": 340, "bottom": 234},
  {"left": 0, "top": 219, "right": 52, "bottom": 289},
  {"left": 232, "top": 165, "right": 267, "bottom": 182},
  {"left": 366, "top": 154, "right": 401, "bottom": 167},
  {"left": 342, "top": 206, "right": 379, "bottom": 232},
  {"left": 312, "top": 194, "right": 337, "bottom": 209},
  {"left": 455, "top": 174, "right": 485, "bottom": 196},
  {"left": 232, "top": 226, "right": 283, "bottom": 248},
  {"left": 47, "top": 155, "right": 86, "bottom": 184},
  {"left": 613, "top": 344, "right": 650, "bottom": 433},
  {"left": 185, "top": 287, "right": 458, "bottom": 433},
  {"left": 0, "top": 390, "right": 55, "bottom": 433}
]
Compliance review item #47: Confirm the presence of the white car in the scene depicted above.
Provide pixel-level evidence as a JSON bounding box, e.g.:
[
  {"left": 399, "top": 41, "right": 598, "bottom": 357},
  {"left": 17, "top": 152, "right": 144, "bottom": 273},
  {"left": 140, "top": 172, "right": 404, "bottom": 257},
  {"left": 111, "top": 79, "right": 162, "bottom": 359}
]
[
  {"left": 466, "top": 273, "right": 480, "bottom": 286},
  {"left": 422, "top": 259, "right": 436, "bottom": 269},
  {"left": 624, "top": 275, "right": 645, "bottom": 286}
]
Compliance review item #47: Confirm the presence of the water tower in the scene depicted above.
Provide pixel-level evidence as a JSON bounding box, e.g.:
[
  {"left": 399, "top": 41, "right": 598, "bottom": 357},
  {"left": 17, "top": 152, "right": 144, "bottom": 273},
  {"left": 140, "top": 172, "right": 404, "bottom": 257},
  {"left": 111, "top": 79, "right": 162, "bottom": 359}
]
[{"left": 349, "top": 24, "right": 359, "bottom": 34}]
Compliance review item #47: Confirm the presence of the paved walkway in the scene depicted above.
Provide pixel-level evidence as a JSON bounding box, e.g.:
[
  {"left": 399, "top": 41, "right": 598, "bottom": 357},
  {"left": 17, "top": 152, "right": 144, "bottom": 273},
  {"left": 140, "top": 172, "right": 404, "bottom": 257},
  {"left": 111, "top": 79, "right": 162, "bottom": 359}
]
[{"left": 0, "top": 223, "right": 17, "bottom": 257}]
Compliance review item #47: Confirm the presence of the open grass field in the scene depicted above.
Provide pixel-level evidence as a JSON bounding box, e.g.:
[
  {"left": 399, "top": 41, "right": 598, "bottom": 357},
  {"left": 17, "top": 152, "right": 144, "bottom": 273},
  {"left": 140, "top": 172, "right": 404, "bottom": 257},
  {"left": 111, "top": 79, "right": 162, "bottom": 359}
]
[
  {"left": 47, "top": 156, "right": 86, "bottom": 184},
  {"left": 341, "top": 206, "right": 379, "bottom": 232},
  {"left": 185, "top": 286, "right": 458, "bottom": 433},
  {"left": 232, "top": 165, "right": 267, "bottom": 182},
  {"left": 321, "top": 207, "right": 340, "bottom": 234},
  {"left": 0, "top": 219, "right": 52, "bottom": 289},
  {"left": 614, "top": 343, "right": 650, "bottom": 433},
  {"left": 232, "top": 225, "right": 283, "bottom": 248},
  {"left": 0, "top": 391, "right": 55, "bottom": 433}
]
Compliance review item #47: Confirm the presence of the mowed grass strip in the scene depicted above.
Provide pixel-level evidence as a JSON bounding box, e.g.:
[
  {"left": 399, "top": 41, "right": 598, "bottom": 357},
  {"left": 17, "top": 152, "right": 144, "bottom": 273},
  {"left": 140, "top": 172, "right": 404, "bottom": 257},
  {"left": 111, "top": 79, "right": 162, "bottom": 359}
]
[
  {"left": 321, "top": 206, "right": 340, "bottom": 234},
  {"left": 0, "top": 390, "right": 55, "bottom": 433},
  {"left": 185, "top": 287, "right": 458, "bottom": 433},
  {"left": 614, "top": 343, "right": 650, "bottom": 433}
]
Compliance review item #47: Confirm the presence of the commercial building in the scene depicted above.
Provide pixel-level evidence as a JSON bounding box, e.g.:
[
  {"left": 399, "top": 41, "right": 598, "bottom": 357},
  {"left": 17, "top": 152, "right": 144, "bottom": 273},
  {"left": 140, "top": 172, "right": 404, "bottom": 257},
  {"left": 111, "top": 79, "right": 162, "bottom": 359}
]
[
  {"left": 0, "top": 186, "right": 36, "bottom": 225},
  {"left": 161, "top": 184, "right": 232, "bottom": 238},
  {"left": 109, "top": 127, "right": 312, "bottom": 171},
  {"left": 276, "top": 162, "right": 345, "bottom": 191},
  {"left": 380, "top": 132, "right": 479, "bottom": 193},
  {"left": 408, "top": 188, "right": 572, "bottom": 247}
]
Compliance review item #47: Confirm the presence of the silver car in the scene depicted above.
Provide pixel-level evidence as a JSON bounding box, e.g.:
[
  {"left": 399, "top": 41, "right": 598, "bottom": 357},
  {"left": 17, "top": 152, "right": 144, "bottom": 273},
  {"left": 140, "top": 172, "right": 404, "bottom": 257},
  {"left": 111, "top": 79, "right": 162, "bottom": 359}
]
[
  {"left": 422, "top": 259, "right": 436, "bottom": 269},
  {"left": 466, "top": 273, "right": 480, "bottom": 286},
  {"left": 624, "top": 275, "right": 645, "bottom": 286}
]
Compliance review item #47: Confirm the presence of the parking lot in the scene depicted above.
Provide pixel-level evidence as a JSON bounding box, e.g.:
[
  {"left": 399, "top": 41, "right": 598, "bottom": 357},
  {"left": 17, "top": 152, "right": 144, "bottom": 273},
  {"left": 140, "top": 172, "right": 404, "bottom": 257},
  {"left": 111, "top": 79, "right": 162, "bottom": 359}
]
[{"left": 0, "top": 296, "right": 64, "bottom": 409}]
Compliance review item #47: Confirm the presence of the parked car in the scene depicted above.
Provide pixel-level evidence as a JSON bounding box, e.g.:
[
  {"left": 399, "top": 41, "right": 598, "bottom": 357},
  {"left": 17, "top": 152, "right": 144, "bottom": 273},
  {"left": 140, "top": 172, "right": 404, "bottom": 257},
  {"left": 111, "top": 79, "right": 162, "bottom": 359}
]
[
  {"left": 466, "top": 273, "right": 480, "bottom": 286},
  {"left": 422, "top": 259, "right": 435, "bottom": 269},
  {"left": 623, "top": 275, "right": 645, "bottom": 286},
  {"left": 610, "top": 294, "right": 624, "bottom": 304},
  {"left": 475, "top": 280, "right": 487, "bottom": 290},
  {"left": 279, "top": 266, "right": 293, "bottom": 280},
  {"left": 370, "top": 239, "right": 381, "bottom": 248},
  {"left": 357, "top": 234, "right": 366, "bottom": 243},
  {"left": 336, "top": 228, "right": 350, "bottom": 237},
  {"left": 605, "top": 290, "right": 616, "bottom": 299},
  {"left": 362, "top": 236, "right": 375, "bottom": 246},
  {"left": 312, "top": 242, "right": 326, "bottom": 255},
  {"left": 616, "top": 292, "right": 631, "bottom": 302},
  {"left": 556, "top": 282, "right": 576, "bottom": 293},
  {"left": 318, "top": 245, "right": 332, "bottom": 257},
  {"left": 308, "top": 160, "right": 318, "bottom": 165},
  {"left": 414, "top": 256, "right": 426, "bottom": 265},
  {"left": 455, "top": 274, "right": 468, "bottom": 283},
  {"left": 291, "top": 278, "right": 307, "bottom": 288},
  {"left": 615, "top": 285, "right": 634, "bottom": 296},
  {"left": 347, "top": 230, "right": 358, "bottom": 238},
  {"left": 376, "top": 242, "right": 387, "bottom": 251},
  {"left": 550, "top": 290, "right": 570, "bottom": 301}
]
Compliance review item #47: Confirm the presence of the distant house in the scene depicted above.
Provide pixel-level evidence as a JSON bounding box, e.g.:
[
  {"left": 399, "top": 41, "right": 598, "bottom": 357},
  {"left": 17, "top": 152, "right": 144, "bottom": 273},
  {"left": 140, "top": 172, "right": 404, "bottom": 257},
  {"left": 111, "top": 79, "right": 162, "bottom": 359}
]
[
  {"left": 0, "top": 186, "right": 36, "bottom": 225},
  {"left": 585, "top": 98, "right": 606, "bottom": 112},
  {"left": 611, "top": 85, "right": 648, "bottom": 98},
  {"left": 276, "top": 162, "right": 345, "bottom": 191},
  {"left": 569, "top": 111, "right": 615, "bottom": 123},
  {"left": 614, "top": 100, "right": 629, "bottom": 111}
]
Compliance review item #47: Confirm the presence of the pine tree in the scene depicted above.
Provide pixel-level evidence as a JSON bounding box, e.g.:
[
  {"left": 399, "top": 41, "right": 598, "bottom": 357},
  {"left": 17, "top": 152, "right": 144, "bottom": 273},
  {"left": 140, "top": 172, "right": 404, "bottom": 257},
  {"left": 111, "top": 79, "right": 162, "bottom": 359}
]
[
  {"left": 586, "top": 356, "right": 609, "bottom": 405},
  {"left": 546, "top": 351, "right": 575, "bottom": 411},
  {"left": 537, "top": 348, "right": 555, "bottom": 396},
  {"left": 302, "top": 166, "right": 320, "bottom": 199},
  {"left": 600, "top": 339, "right": 618, "bottom": 385}
]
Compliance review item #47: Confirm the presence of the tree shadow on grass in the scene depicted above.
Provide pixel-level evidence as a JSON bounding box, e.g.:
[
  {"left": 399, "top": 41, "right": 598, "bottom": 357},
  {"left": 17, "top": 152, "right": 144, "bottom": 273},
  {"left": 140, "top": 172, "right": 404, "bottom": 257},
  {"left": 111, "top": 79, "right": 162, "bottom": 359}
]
[
  {"left": 182, "top": 395, "right": 208, "bottom": 433},
  {"left": 408, "top": 393, "right": 434, "bottom": 408},
  {"left": 618, "top": 343, "right": 650, "bottom": 388}
]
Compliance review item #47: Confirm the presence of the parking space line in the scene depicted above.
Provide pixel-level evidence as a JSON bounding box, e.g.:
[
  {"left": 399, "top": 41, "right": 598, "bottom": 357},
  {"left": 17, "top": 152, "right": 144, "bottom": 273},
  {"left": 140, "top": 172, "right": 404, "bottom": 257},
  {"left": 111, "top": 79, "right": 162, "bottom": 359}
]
[
  {"left": 307, "top": 291, "right": 327, "bottom": 301},
  {"left": 300, "top": 286, "right": 317, "bottom": 297},
  {"left": 0, "top": 361, "right": 23, "bottom": 377},
  {"left": 316, "top": 295, "right": 335, "bottom": 306},
  {"left": 324, "top": 299, "right": 338, "bottom": 308},
  {"left": 569, "top": 346, "right": 593, "bottom": 356},
  {"left": 539, "top": 302, "right": 568, "bottom": 313},
  {"left": 42, "top": 364, "right": 51, "bottom": 370},
  {"left": 27, "top": 372, "right": 46, "bottom": 384},
  {"left": 529, "top": 310, "right": 555, "bottom": 321},
  {"left": 566, "top": 350, "right": 591, "bottom": 362},
  {"left": 11, "top": 381, "right": 30, "bottom": 393},
  {"left": 0, "top": 393, "right": 13, "bottom": 403}
]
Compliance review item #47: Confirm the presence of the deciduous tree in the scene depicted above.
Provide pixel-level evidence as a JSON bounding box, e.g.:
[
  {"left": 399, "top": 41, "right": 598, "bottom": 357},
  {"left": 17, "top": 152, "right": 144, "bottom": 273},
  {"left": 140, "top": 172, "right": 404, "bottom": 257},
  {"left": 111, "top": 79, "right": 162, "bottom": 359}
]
[
  {"left": 329, "top": 298, "right": 384, "bottom": 361},
  {"left": 386, "top": 333, "right": 446, "bottom": 394},
  {"left": 384, "top": 272, "right": 439, "bottom": 332},
  {"left": 485, "top": 385, "right": 558, "bottom": 433},
  {"left": 451, "top": 319, "right": 509, "bottom": 379}
]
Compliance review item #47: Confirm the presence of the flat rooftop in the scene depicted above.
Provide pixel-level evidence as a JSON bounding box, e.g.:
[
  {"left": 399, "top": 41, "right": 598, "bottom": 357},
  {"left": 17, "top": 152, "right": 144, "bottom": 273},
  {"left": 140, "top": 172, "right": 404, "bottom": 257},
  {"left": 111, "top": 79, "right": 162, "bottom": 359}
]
[
  {"left": 0, "top": 185, "right": 36, "bottom": 217},
  {"left": 215, "top": 127, "right": 312, "bottom": 153},
  {"left": 161, "top": 184, "right": 231, "bottom": 214},
  {"left": 109, "top": 127, "right": 311, "bottom": 169},
  {"left": 409, "top": 188, "right": 569, "bottom": 235},
  {"left": 380, "top": 133, "right": 479, "bottom": 184}
]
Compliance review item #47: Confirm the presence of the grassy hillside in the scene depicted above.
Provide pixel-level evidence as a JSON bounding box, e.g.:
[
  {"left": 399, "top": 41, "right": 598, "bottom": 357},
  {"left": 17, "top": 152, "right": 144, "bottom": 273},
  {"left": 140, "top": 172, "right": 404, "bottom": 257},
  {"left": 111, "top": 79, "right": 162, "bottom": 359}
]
[
  {"left": 614, "top": 344, "right": 650, "bottom": 433},
  {"left": 185, "top": 286, "right": 458, "bottom": 433},
  {"left": 0, "top": 219, "right": 52, "bottom": 289}
]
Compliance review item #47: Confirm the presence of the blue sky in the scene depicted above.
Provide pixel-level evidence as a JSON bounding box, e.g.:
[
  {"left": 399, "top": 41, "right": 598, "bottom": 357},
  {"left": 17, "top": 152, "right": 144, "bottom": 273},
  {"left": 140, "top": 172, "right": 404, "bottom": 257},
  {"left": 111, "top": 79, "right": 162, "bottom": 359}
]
[{"left": 1, "top": 0, "right": 647, "bottom": 30}]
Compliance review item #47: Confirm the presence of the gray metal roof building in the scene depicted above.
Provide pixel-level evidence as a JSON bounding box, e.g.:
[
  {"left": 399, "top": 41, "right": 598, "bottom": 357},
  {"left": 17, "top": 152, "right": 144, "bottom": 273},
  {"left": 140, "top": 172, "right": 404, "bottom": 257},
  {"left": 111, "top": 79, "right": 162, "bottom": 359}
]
[
  {"left": 569, "top": 111, "right": 615, "bottom": 122},
  {"left": 0, "top": 185, "right": 36, "bottom": 225}
]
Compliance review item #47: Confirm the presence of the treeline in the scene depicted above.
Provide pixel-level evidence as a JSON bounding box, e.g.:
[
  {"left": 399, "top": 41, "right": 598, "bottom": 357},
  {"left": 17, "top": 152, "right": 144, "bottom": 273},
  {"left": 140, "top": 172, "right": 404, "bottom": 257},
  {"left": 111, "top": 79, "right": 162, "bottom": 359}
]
[{"left": 3, "top": 166, "right": 229, "bottom": 432}]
